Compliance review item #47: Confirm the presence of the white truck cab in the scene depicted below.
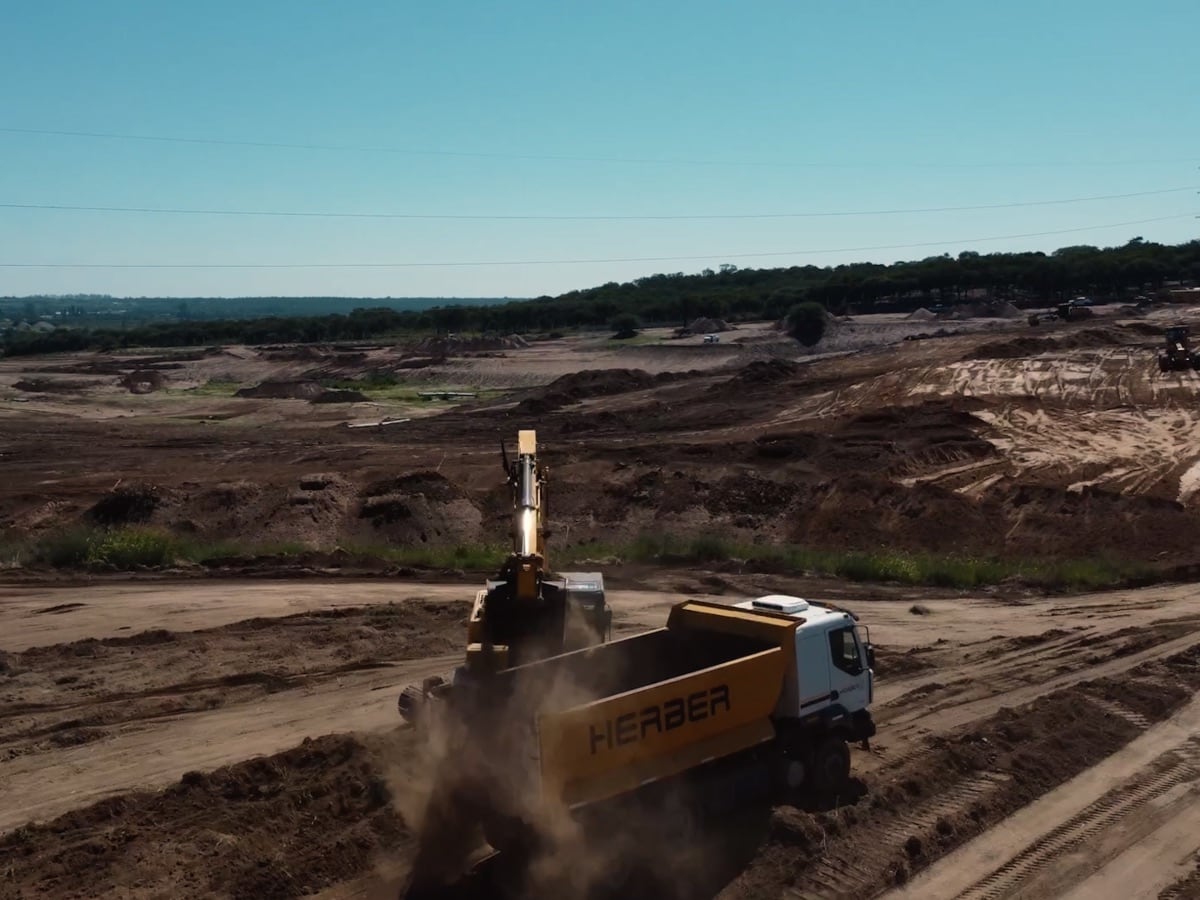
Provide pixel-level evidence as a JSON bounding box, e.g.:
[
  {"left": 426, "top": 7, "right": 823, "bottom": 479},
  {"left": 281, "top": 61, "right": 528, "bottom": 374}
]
[{"left": 733, "top": 594, "right": 877, "bottom": 790}]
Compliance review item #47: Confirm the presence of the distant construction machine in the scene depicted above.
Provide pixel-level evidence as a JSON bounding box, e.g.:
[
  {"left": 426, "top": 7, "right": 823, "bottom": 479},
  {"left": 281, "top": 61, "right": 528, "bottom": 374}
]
[
  {"left": 397, "top": 430, "right": 877, "bottom": 898},
  {"left": 1158, "top": 325, "right": 1200, "bottom": 372}
]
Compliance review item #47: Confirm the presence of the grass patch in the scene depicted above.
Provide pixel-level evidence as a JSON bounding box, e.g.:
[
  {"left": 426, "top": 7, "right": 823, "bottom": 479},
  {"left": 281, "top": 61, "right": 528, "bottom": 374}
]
[
  {"left": 179, "top": 379, "right": 241, "bottom": 397},
  {"left": 10, "top": 526, "right": 1161, "bottom": 591},
  {"left": 0, "top": 538, "right": 27, "bottom": 567},
  {"left": 560, "top": 533, "right": 1158, "bottom": 592},
  {"left": 181, "top": 538, "right": 310, "bottom": 562},
  {"left": 30, "top": 527, "right": 97, "bottom": 567},
  {"left": 316, "top": 379, "right": 508, "bottom": 405},
  {"left": 320, "top": 372, "right": 400, "bottom": 391},
  {"left": 22, "top": 527, "right": 310, "bottom": 571},
  {"left": 601, "top": 333, "right": 662, "bottom": 348},
  {"left": 340, "top": 541, "right": 508, "bottom": 571},
  {"left": 87, "top": 528, "right": 179, "bottom": 568}
]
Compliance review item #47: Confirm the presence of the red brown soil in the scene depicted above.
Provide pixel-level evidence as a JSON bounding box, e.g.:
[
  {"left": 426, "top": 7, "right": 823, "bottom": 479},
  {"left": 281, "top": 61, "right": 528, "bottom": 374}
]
[
  {"left": 6, "top": 625, "right": 1197, "bottom": 900},
  {"left": 514, "top": 368, "right": 671, "bottom": 414},
  {"left": 1162, "top": 864, "right": 1200, "bottom": 899},
  {"left": 720, "top": 642, "right": 1200, "bottom": 900},
  {"left": 1, "top": 602, "right": 464, "bottom": 764},
  {"left": 0, "top": 732, "right": 408, "bottom": 900},
  {"left": 4, "top": 321, "right": 1200, "bottom": 568}
]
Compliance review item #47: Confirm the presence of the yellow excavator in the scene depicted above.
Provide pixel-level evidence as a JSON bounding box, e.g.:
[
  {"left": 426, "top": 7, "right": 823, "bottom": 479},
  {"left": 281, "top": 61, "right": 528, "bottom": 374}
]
[
  {"left": 398, "top": 429, "right": 612, "bottom": 721},
  {"left": 397, "top": 429, "right": 614, "bottom": 895},
  {"left": 397, "top": 430, "right": 876, "bottom": 898}
]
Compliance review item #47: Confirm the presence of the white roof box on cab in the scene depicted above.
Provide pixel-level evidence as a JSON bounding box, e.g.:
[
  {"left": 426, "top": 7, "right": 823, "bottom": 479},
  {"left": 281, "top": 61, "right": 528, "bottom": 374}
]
[{"left": 746, "top": 595, "right": 809, "bottom": 615}]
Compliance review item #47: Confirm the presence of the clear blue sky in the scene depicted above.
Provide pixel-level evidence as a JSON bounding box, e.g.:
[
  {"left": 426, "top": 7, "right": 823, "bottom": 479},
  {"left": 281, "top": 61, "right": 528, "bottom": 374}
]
[{"left": 2, "top": 0, "right": 1197, "bottom": 299}]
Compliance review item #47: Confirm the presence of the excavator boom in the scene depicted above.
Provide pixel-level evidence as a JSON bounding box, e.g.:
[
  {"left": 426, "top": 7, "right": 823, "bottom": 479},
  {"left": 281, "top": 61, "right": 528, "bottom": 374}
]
[{"left": 397, "top": 430, "right": 613, "bottom": 897}]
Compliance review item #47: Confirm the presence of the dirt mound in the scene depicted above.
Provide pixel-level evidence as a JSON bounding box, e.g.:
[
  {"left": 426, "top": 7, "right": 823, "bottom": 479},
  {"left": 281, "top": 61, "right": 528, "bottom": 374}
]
[
  {"left": 119, "top": 370, "right": 166, "bottom": 394},
  {"left": 515, "top": 368, "right": 662, "bottom": 414},
  {"left": 167, "top": 475, "right": 358, "bottom": 548},
  {"left": 969, "top": 336, "right": 1057, "bottom": 359},
  {"left": 728, "top": 358, "right": 800, "bottom": 385},
  {"left": 311, "top": 388, "right": 369, "bottom": 404},
  {"left": 415, "top": 334, "right": 528, "bottom": 357},
  {"left": 395, "top": 356, "right": 440, "bottom": 370},
  {"left": 968, "top": 326, "right": 1131, "bottom": 360},
  {"left": 236, "top": 380, "right": 326, "bottom": 400},
  {"left": 261, "top": 345, "right": 329, "bottom": 362},
  {"left": 87, "top": 485, "right": 163, "bottom": 526},
  {"left": 0, "top": 733, "right": 407, "bottom": 900},
  {"left": 907, "top": 308, "right": 938, "bottom": 322},
  {"left": 358, "top": 472, "right": 483, "bottom": 545},
  {"left": 995, "top": 483, "right": 1200, "bottom": 561},
  {"left": 1121, "top": 320, "right": 1167, "bottom": 337},
  {"left": 872, "top": 646, "right": 937, "bottom": 677},
  {"left": 12, "top": 378, "right": 93, "bottom": 393},
  {"left": 686, "top": 316, "right": 733, "bottom": 334},
  {"left": 952, "top": 300, "right": 1024, "bottom": 319}
]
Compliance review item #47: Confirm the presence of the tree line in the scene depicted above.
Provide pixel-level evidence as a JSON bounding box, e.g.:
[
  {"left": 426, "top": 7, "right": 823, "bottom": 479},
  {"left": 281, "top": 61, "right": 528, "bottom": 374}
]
[{"left": 3, "top": 237, "right": 1196, "bottom": 357}]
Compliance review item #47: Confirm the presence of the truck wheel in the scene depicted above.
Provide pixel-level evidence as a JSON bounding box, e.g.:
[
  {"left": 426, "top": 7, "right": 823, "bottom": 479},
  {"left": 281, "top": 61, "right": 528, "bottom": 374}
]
[{"left": 809, "top": 737, "right": 851, "bottom": 794}]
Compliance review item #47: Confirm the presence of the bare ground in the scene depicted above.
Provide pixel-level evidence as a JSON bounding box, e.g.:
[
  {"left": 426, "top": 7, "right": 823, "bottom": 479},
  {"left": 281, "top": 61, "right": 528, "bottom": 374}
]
[
  {"left": 2, "top": 576, "right": 1200, "bottom": 898},
  {"left": 3, "top": 306, "right": 1200, "bottom": 898}
]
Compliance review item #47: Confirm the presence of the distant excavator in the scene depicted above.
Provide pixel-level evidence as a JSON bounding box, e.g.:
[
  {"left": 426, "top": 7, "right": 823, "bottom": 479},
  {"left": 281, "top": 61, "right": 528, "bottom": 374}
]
[{"left": 1158, "top": 325, "right": 1200, "bottom": 372}]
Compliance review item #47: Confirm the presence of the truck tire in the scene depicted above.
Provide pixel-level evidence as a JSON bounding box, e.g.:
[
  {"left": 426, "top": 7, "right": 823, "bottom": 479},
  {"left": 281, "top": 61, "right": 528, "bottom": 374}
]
[{"left": 809, "top": 736, "right": 851, "bottom": 794}]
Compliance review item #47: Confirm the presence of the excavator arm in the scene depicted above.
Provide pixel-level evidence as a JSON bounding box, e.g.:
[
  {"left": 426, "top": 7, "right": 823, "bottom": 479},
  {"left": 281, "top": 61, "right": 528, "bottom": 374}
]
[
  {"left": 397, "top": 430, "right": 612, "bottom": 897},
  {"left": 465, "top": 429, "right": 610, "bottom": 674}
]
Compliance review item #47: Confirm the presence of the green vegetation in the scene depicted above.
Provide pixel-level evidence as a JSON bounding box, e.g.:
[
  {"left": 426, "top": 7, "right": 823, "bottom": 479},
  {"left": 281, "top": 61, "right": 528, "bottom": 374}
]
[
  {"left": 0, "top": 294, "right": 509, "bottom": 328},
  {"left": 179, "top": 378, "right": 241, "bottom": 397},
  {"left": 786, "top": 302, "right": 828, "bottom": 347},
  {"left": 564, "top": 533, "right": 1159, "bottom": 592},
  {"left": 4, "top": 237, "right": 1196, "bottom": 357},
  {"left": 341, "top": 541, "right": 509, "bottom": 571},
  {"left": 11, "top": 527, "right": 309, "bottom": 570},
  {"left": 610, "top": 312, "right": 642, "bottom": 340},
  {"left": 320, "top": 372, "right": 401, "bottom": 390},
  {"left": 8, "top": 525, "right": 1160, "bottom": 591}
]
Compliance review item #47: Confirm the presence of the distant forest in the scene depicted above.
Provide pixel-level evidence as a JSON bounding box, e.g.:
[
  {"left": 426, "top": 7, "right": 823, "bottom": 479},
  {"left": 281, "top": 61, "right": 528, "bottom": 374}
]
[
  {"left": 2, "top": 237, "right": 1197, "bottom": 356},
  {"left": 0, "top": 294, "right": 508, "bottom": 326}
]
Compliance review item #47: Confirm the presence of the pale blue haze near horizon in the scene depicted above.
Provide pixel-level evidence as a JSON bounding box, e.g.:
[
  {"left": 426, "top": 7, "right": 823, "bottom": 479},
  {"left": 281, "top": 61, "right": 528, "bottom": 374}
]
[{"left": 1, "top": 0, "right": 1197, "bottom": 299}]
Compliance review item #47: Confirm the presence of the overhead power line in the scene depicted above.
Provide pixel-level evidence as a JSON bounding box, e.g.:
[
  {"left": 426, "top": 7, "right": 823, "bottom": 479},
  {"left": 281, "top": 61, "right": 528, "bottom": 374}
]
[
  {"left": 3, "top": 126, "right": 1198, "bottom": 169},
  {"left": 1, "top": 186, "right": 1196, "bottom": 221},
  {"left": 0, "top": 214, "right": 1191, "bottom": 269}
]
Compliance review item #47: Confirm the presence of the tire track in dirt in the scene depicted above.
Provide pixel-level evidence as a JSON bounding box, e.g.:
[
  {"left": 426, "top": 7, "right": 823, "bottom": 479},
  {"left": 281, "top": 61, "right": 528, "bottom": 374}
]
[
  {"left": 954, "top": 740, "right": 1200, "bottom": 900},
  {"left": 875, "top": 624, "right": 1200, "bottom": 750},
  {"left": 883, "top": 651, "right": 1200, "bottom": 900},
  {"left": 717, "top": 623, "right": 1200, "bottom": 900},
  {"left": 788, "top": 772, "right": 1013, "bottom": 900}
]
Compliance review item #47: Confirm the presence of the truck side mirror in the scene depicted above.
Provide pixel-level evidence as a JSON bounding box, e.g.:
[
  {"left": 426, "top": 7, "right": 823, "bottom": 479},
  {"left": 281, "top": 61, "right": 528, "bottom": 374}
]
[{"left": 866, "top": 644, "right": 876, "bottom": 670}]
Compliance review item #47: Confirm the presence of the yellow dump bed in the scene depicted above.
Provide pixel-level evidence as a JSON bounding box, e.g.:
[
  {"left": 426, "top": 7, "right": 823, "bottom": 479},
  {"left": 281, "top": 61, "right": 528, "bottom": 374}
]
[{"left": 483, "top": 600, "right": 803, "bottom": 810}]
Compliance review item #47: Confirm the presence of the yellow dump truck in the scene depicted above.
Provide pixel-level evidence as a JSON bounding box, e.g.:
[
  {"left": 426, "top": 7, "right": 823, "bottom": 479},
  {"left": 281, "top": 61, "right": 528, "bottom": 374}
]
[{"left": 400, "top": 593, "right": 876, "bottom": 895}]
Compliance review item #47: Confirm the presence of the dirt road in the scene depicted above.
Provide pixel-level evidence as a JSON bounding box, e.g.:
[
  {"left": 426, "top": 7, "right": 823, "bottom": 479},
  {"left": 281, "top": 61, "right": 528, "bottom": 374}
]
[
  {"left": 885, "top": 694, "right": 1200, "bottom": 900},
  {"left": 3, "top": 577, "right": 1200, "bottom": 899}
]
